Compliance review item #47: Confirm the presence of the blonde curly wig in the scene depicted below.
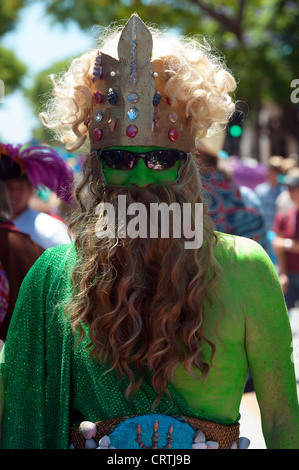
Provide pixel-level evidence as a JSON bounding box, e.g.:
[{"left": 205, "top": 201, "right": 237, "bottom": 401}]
[{"left": 40, "top": 22, "right": 236, "bottom": 152}]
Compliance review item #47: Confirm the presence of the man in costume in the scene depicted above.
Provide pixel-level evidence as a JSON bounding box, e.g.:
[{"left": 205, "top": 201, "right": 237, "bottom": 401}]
[{"left": 0, "top": 14, "right": 298, "bottom": 449}]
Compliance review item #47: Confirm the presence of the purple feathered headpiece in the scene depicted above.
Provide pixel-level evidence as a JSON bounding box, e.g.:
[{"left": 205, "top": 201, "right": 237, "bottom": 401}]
[{"left": 0, "top": 142, "right": 74, "bottom": 205}]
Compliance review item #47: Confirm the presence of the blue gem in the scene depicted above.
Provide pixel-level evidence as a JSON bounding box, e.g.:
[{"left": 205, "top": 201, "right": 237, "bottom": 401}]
[
  {"left": 94, "top": 110, "right": 103, "bottom": 122},
  {"left": 127, "top": 106, "right": 139, "bottom": 122},
  {"left": 128, "top": 92, "right": 139, "bottom": 104}
]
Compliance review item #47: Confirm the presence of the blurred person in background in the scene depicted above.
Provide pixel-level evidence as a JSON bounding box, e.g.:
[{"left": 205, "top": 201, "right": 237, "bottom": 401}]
[
  {"left": 272, "top": 167, "right": 299, "bottom": 310},
  {"left": 0, "top": 181, "right": 44, "bottom": 342},
  {"left": 275, "top": 157, "right": 298, "bottom": 215},
  {"left": 196, "top": 139, "right": 267, "bottom": 250},
  {"left": 0, "top": 143, "right": 74, "bottom": 250},
  {"left": 255, "top": 156, "right": 286, "bottom": 233}
]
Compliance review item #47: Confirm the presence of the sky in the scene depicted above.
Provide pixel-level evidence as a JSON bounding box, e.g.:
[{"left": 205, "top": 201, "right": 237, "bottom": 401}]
[{"left": 0, "top": 2, "right": 94, "bottom": 144}]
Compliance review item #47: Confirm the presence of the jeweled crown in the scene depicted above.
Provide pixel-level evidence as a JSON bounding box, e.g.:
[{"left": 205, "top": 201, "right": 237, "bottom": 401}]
[{"left": 89, "top": 13, "right": 196, "bottom": 153}]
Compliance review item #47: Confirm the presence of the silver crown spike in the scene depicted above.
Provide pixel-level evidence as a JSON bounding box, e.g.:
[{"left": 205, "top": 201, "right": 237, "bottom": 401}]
[{"left": 130, "top": 14, "right": 137, "bottom": 86}]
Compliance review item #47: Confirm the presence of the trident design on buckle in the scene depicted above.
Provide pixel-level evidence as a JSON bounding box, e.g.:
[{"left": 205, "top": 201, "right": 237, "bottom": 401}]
[{"left": 135, "top": 419, "right": 174, "bottom": 449}]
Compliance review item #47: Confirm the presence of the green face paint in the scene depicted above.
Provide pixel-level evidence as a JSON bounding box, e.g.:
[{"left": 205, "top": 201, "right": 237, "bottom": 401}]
[{"left": 100, "top": 146, "right": 183, "bottom": 187}]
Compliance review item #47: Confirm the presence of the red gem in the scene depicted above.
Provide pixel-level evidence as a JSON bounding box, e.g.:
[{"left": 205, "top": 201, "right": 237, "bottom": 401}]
[
  {"left": 126, "top": 125, "right": 138, "bottom": 138},
  {"left": 168, "top": 129, "right": 178, "bottom": 142},
  {"left": 93, "top": 128, "right": 103, "bottom": 141},
  {"left": 167, "top": 97, "right": 172, "bottom": 105},
  {"left": 93, "top": 91, "right": 103, "bottom": 103}
]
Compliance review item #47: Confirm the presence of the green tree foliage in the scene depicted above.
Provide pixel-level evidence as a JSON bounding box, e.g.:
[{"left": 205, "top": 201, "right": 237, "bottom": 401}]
[
  {"left": 39, "top": 0, "right": 299, "bottom": 106},
  {"left": 0, "top": 47, "right": 27, "bottom": 95},
  {"left": 21, "top": 0, "right": 299, "bottom": 145},
  {"left": 0, "top": 0, "right": 26, "bottom": 36},
  {"left": 0, "top": 1, "right": 27, "bottom": 96},
  {"left": 25, "top": 57, "right": 77, "bottom": 142}
]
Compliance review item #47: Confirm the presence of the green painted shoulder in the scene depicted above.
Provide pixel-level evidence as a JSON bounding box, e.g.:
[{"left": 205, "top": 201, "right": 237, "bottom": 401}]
[{"left": 214, "top": 231, "right": 270, "bottom": 266}]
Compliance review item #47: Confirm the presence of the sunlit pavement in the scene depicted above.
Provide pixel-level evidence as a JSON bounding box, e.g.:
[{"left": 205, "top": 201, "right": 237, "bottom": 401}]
[{"left": 239, "top": 308, "right": 299, "bottom": 449}]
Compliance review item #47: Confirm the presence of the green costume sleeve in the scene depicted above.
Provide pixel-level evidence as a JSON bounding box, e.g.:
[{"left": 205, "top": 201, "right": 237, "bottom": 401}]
[{"left": 0, "top": 244, "right": 75, "bottom": 449}]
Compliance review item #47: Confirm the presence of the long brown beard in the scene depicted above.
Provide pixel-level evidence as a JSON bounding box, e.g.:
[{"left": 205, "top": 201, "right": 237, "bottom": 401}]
[{"left": 66, "top": 155, "right": 220, "bottom": 401}]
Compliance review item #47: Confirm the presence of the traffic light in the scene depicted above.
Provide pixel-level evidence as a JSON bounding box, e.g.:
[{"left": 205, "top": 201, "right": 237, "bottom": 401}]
[
  {"left": 228, "top": 111, "right": 244, "bottom": 138},
  {"left": 229, "top": 124, "right": 243, "bottom": 138},
  {"left": 225, "top": 110, "right": 244, "bottom": 154}
]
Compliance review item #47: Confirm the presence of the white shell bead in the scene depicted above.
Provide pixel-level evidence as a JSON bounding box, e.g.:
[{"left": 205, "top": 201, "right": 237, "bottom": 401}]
[
  {"left": 98, "top": 435, "right": 111, "bottom": 447},
  {"left": 206, "top": 441, "right": 219, "bottom": 449},
  {"left": 239, "top": 437, "right": 250, "bottom": 449},
  {"left": 79, "top": 421, "right": 97, "bottom": 439},
  {"left": 193, "top": 430, "right": 206, "bottom": 442},
  {"left": 85, "top": 438, "right": 98, "bottom": 449},
  {"left": 192, "top": 442, "right": 207, "bottom": 449}
]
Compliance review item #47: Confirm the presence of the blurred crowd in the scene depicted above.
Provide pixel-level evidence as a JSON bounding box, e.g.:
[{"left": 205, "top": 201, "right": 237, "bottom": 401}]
[
  {"left": 196, "top": 148, "right": 299, "bottom": 314},
  {"left": 0, "top": 142, "right": 74, "bottom": 341},
  {"left": 1, "top": 139, "right": 299, "bottom": 342}
]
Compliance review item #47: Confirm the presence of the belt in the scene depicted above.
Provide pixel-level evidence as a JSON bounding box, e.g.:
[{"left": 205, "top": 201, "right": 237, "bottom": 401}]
[{"left": 69, "top": 415, "right": 240, "bottom": 449}]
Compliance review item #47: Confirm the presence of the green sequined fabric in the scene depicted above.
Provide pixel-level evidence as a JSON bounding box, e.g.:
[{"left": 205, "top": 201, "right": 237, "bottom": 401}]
[{"left": 0, "top": 243, "right": 237, "bottom": 449}]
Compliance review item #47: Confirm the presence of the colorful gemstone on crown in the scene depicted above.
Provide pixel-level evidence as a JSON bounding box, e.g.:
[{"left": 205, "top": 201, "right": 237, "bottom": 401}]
[
  {"left": 168, "top": 129, "right": 178, "bottom": 142},
  {"left": 93, "top": 91, "right": 103, "bottom": 104},
  {"left": 153, "top": 92, "right": 162, "bottom": 106},
  {"left": 108, "top": 88, "right": 117, "bottom": 104},
  {"left": 94, "top": 110, "right": 103, "bottom": 122},
  {"left": 126, "top": 125, "right": 138, "bottom": 138},
  {"left": 127, "top": 106, "right": 139, "bottom": 122},
  {"left": 108, "top": 117, "right": 117, "bottom": 131},
  {"left": 168, "top": 112, "right": 178, "bottom": 123},
  {"left": 128, "top": 92, "right": 139, "bottom": 104},
  {"left": 93, "top": 128, "right": 103, "bottom": 141}
]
